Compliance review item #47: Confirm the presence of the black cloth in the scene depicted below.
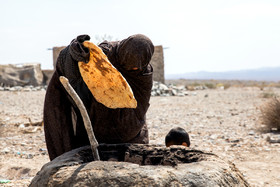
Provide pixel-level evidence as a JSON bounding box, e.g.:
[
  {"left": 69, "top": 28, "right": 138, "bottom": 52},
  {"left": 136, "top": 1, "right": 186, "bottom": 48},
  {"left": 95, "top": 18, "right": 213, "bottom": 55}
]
[{"left": 44, "top": 34, "right": 154, "bottom": 160}]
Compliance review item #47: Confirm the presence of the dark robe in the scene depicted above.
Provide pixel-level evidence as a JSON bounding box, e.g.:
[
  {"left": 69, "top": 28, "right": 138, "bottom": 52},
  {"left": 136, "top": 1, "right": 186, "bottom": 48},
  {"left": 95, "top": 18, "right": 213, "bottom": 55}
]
[{"left": 44, "top": 34, "right": 154, "bottom": 160}]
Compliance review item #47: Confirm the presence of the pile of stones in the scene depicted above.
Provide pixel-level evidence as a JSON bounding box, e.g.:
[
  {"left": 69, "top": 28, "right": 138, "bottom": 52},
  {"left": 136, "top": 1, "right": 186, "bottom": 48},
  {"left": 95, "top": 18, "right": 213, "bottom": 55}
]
[
  {"left": 151, "top": 81, "right": 190, "bottom": 96},
  {"left": 0, "top": 81, "right": 201, "bottom": 97},
  {"left": 0, "top": 85, "right": 47, "bottom": 91}
]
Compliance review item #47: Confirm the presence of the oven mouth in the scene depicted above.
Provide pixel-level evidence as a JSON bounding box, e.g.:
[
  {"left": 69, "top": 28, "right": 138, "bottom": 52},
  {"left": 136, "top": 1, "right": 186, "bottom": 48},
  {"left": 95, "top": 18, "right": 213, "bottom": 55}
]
[{"left": 77, "top": 143, "right": 214, "bottom": 166}]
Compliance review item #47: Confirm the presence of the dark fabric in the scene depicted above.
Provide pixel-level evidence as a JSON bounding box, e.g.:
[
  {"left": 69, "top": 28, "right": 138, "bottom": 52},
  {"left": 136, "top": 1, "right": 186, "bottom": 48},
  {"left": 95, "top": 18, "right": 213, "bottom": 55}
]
[{"left": 44, "top": 34, "right": 154, "bottom": 160}]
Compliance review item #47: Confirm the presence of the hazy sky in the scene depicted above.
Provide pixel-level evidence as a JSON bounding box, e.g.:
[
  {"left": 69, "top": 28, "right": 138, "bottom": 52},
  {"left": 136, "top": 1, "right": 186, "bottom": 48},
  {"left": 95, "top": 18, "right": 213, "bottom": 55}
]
[{"left": 0, "top": 0, "right": 280, "bottom": 74}]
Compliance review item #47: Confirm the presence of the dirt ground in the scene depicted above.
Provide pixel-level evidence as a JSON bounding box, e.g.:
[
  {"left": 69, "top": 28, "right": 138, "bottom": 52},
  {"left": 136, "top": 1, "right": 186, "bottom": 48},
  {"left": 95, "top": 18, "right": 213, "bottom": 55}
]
[{"left": 0, "top": 87, "right": 280, "bottom": 186}]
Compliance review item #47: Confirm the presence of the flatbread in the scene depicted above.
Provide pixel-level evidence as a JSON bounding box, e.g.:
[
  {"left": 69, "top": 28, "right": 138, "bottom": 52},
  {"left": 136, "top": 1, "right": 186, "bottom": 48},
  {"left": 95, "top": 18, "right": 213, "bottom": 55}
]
[{"left": 78, "top": 41, "right": 137, "bottom": 109}]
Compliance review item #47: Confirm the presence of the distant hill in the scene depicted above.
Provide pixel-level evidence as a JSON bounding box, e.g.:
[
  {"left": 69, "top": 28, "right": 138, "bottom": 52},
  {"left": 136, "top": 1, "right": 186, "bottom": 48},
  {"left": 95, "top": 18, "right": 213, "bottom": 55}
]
[{"left": 166, "top": 67, "right": 280, "bottom": 81}]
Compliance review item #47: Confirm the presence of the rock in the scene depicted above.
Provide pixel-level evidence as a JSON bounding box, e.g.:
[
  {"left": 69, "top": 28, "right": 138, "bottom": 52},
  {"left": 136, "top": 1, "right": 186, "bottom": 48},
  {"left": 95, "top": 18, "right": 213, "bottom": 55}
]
[
  {"left": 171, "top": 89, "right": 177, "bottom": 96},
  {"left": 18, "top": 124, "right": 25, "bottom": 128},
  {"left": 248, "top": 131, "right": 255, "bottom": 136},
  {"left": 159, "top": 83, "right": 168, "bottom": 90},
  {"left": 266, "top": 135, "right": 280, "bottom": 143},
  {"left": 1, "top": 147, "right": 10, "bottom": 154},
  {"left": 30, "top": 144, "right": 249, "bottom": 187},
  {"left": 0, "top": 63, "right": 44, "bottom": 86},
  {"left": 230, "top": 139, "right": 241, "bottom": 143},
  {"left": 26, "top": 154, "right": 34, "bottom": 159},
  {"left": 39, "top": 148, "right": 47, "bottom": 152}
]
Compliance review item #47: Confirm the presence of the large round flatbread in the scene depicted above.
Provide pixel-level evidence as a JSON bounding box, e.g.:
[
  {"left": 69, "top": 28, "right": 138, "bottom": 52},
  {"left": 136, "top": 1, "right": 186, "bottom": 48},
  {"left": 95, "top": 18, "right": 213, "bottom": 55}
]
[{"left": 78, "top": 41, "right": 137, "bottom": 109}]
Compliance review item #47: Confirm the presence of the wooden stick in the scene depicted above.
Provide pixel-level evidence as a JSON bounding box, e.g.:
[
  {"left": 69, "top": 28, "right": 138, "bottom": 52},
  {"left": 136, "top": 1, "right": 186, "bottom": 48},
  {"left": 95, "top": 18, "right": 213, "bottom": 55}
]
[{"left": 59, "top": 76, "right": 100, "bottom": 161}]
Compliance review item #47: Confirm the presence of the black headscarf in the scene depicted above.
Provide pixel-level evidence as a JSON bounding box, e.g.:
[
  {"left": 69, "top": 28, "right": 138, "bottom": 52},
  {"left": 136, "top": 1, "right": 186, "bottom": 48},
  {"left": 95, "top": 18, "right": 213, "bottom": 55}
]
[
  {"left": 99, "top": 34, "right": 154, "bottom": 119},
  {"left": 117, "top": 34, "right": 154, "bottom": 71}
]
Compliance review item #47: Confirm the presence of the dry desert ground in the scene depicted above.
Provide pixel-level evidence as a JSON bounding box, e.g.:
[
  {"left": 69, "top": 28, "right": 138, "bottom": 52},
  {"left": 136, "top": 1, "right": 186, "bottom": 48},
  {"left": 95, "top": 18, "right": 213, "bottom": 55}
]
[{"left": 0, "top": 86, "right": 280, "bottom": 186}]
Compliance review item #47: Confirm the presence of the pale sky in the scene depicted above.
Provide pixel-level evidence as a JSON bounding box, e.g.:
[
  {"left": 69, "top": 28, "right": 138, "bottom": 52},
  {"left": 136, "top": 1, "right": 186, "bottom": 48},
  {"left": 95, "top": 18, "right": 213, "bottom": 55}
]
[{"left": 0, "top": 0, "right": 280, "bottom": 74}]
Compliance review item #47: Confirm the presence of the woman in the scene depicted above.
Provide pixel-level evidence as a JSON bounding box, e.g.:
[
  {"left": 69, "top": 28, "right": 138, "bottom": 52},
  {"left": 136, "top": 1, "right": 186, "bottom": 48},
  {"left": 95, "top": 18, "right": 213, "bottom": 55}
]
[{"left": 44, "top": 34, "right": 154, "bottom": 160}]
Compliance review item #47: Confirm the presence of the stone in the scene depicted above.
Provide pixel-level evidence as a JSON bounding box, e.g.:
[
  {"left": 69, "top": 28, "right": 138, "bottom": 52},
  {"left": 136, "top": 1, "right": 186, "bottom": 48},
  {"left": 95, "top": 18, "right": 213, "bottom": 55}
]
[
  {"left": 171, "top": 89, "right": 177, "bottom": 96},
  {"left": 210, "top": 134, "right": 218, "bottom": 140},
  {"left": 229, "top": 139, "right": 241, "bottom": 143},
  {"left": 267, "top": 135, "right": 280, "bottom": 143},
  {"left": 2, "top": 147, "right": 10, "bottom": 154},
  {"left": 30, "top": 144, "right": 249, "bottom": 187},
  {"left": 18, "top": 124, "right": 25, "bottom": 128},
  {"left": 26, "top": 154, "right": 34, "bottom": 159},
  {"left": 248, "top": 131, "right": 255, "bottom": 136},
  {"left": 159, "top": 83, "right": 168, "bottom": 90},
  {"left": 39, "top": 148, "right": 47, "bottom": 152}
]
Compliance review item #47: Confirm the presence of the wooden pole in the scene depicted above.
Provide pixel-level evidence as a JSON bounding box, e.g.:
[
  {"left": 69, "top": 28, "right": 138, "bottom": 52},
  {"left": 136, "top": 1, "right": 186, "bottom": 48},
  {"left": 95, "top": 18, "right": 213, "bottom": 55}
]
[{"left": 59, "top": 76, "right": 100, "bottom": 161}]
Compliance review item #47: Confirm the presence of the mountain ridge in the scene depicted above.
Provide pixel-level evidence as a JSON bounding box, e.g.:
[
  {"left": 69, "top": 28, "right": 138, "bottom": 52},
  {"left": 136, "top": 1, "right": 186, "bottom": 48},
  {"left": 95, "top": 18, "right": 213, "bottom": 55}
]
[{"left": 166, "top": 67, "right": 280, "bottom": 81}]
